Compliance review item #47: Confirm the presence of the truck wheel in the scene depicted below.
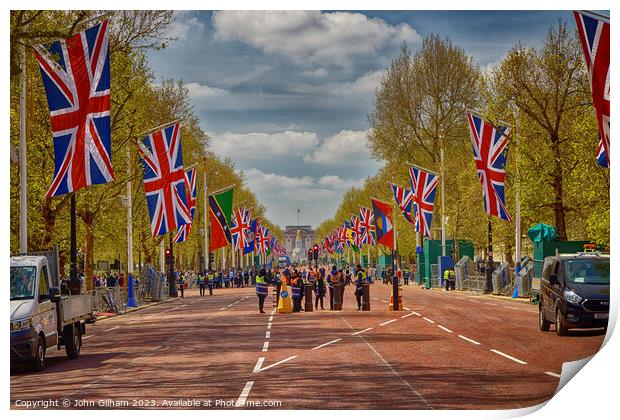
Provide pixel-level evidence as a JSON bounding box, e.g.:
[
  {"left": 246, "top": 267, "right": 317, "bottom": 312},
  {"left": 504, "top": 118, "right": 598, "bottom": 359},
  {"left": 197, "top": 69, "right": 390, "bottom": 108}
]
[
  {"left": 65, "top": 324, "right": 81, "bottom": 359},
  {"left": 31, "top": 335, "right": 46, "bottom": 371},
  {"left": 539, "top": 304, "right": 551, "bottom": 331},
  {"left": 556, "top": 309, "right": 568, "bottom": 336}
]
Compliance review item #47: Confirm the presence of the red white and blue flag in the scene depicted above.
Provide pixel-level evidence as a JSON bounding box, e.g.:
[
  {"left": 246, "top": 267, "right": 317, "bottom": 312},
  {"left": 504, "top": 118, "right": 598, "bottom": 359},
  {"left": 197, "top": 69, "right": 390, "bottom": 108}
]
[
  {"left": 359, "top": 207, "right": 376, "bottom": 246},
  {"left": 255, "top": 222, "right": 270, "bottom": 255},
  {"left": 350, "top": 215, "right": 363, "bottom": 248},
  {"left": 231, "top": 207, "right": 252, "bottom": 251},
  {"left": 173, "top": 167, "right": 197, "bottom": 243},
  {"left": 466, "top": 112, "right": 512, "bottom": 222},
  {"left": 371, "top": 198, "right": 394, "bottom": 250},
  {"left": 390, "top": 183, "right": 415, "bottom": 225},
  {"left": 574, "top": 11, "right": 610, "bottom": 167},
  {"left": 408, "top": 165, "right": 439, "bottom": 237},
  {"left": 138, "top": 122, "right": 191, "bottom": 237},
  {"left": 34, "top": 20, "right": 115, "bottom": 198}
]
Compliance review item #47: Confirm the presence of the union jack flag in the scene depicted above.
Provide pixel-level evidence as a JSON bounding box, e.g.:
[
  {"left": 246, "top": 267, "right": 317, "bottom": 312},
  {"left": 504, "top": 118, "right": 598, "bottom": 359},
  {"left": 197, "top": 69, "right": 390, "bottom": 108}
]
[
  {"left": 359, "top": 207, "right": 376, "bottom": 246},
  {"left": 390, "top": 183, "right": 415, "bottom": 225},
  {"left": 335, "top": 225, "right": 347, "bottom": 253},
  {"left": 34, "top": 20, "right": 114, "bottom": 198},
  {"left": 173, "top": 167, "right": 197, "bottom": 243},
  {"left": 138, "top": 122, "right": 191, "bottom": 237},
  {"left": 230, "top": 207, "right": 251, "bottom": 251},
  {"left": 255, "top": 223, "right": 270, "bottom": 255},
  {"left": 466, "top": 112, "right": 512, "bottom": 222},
  {"left": 409, "top": 165, "right": 439, "bottom": 237},
  {"left": 574, "top": 11, "right": 610, "bottom": 167},
  {"left": 350, "top": 215, "right": 363, "bottom": 248},
  {"left": 597, "top": 135, "right": 609, "bottom": 168}
]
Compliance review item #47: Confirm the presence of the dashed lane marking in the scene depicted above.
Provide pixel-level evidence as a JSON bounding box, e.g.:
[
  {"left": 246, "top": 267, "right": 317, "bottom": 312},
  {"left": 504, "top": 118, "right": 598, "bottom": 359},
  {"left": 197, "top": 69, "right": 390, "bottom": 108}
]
[
  {"left": 262, "top": 342, "right": 269, "bottom": 352},
  {"left": 342, "top": 317, "right": 432, "bottom": 408},
  {"left": 412, "top": 311, "right": 422, "bottom": 317},
  {"left": 268, "top": 316, "right": 274, "bottom": 322},
  {"left": 254, "top": 356, "right": 298, "bottom": 373},
  {"left": 504, "top": 306, "right": 522, "bottom": 311},
  {"left": 105, "top": 326, "right": 120, "bottom": 332},
  {"left": 490, "top": 349, "right": 528, "bottom": 365},
  {"left": 127, "top": 320, "right": 139, "bottom": 324},
  {"left": 351, "top": 327, "right": 373, "bottom": 335},
  {"left": 82, "top": 335, "right": 92, "bottom": 340},
  {"left": 403, "top": 307, "right": 411, "bottom": 310},
  {"left": 380, "top": 300, "right": 388, "bottom": 303},
  {"left": 437, "top": 325, "right": 453, "bottom": 333},
  {"left": 458, "top": 335, "right": 481, "bottom": 345},
  {"left": 379, "top": 319, "right": 397, "bottom": 326},
  {"left": 235, "top": 381, "right": 254, "bottom": 407},
  {"left": 267, "top": 322, "right": 272, "bottom": 330},
  {"left": 400, "top": 313, "right": 415, "bottom": 319},
  {"left": 265, "top": 331, "right": 271, "bottom": 339},
  {"left": 484, "top": 302, "right": 498, "bottom": 306},
  {"left": 312, "top": 338, "right": 342, "bottom": 350},
  {"left": 423, "top": 317, "right": 435, "bottom": 324},
  {"left": 545, "top": 371, "right": 561, "bottom": 378}
]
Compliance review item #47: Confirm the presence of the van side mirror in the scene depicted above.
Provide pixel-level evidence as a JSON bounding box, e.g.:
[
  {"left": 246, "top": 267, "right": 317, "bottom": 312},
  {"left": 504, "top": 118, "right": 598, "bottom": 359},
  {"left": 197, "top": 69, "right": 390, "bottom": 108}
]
[
  {"left": 49, "top": 287, "right": 61, "bottom": 303},
  {"left": 549, "top": 273, "right": 558, "bottom": 284}
]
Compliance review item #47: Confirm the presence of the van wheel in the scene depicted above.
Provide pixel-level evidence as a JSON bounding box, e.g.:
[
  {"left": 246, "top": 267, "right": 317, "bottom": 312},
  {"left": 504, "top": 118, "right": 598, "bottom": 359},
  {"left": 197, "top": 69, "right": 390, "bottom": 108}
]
[
  {"left": 539, "top": 305, "right": 551, "bottom": 331},
  {"left": 556, "top": 309, "right": 568, "bottom": 336},
  {"left": 65, "top": 324, "right": 81, "bottom": 359},
  {"left": 31, "top": 335, "right": 46, "bottom": 371}
]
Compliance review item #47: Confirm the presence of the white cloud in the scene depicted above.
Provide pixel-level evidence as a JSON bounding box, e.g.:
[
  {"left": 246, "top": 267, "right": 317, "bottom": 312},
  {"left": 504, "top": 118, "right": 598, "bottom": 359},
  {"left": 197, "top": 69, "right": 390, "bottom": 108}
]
[
  {"left": 209, "top": 131, "right": 319, "bottom": 161},
  {"left": 212, "top": 11, "right": 420, "bottom": 67},
  {"left": 318, "top": 175, "right": 364, "bottom": 190},
  {"left": 303, "top": 130, "right": 372, "bottom": 165},
  {"left": 243, "top": 169, "right": 315, "bottom": 191},
  {"left": 166, "top": 11, "right": 204, "bottom": 41},
  {"left": 301, "top": 68, "right": 328, "bottom": 78},
  {"left": 186, "top": 82, "right": 228, "bottom": 98},
  {"left": 331, "top": 70, "right": 386, "bottom": 95}
]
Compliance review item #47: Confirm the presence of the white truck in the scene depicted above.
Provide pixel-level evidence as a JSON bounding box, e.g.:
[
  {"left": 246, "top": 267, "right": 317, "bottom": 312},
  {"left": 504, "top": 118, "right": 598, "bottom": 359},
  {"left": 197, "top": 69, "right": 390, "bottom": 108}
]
[{"left": 10, "top": 247, "right": 94, "bottom": 371}]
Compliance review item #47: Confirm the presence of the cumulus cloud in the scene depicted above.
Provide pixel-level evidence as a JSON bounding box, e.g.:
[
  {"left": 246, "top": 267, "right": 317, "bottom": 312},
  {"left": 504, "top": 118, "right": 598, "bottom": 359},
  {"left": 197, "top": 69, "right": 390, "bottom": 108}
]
[
  {"left": 243, "top": 168, "right": 315, "bottom": 191},
  {"left": 165, "top": 11, "right": 204, "bottom": 41},
  {"left": 212, "top": 11, "right": 420, "bottom": 67},
  {"left": 301, "top": 68, "right": 328, "bottom": 78},
  {"left": 303, "top": 130, "right": 372, "bottom": 165},
  {"left": 331, "top": 70, "right": 386, "bottom": 95},
  {"left": 186, "top": 82, "right": 228, "bottom": 98},
  {"left": 209, "top": 131, "right": 319, "bottom": 161}
]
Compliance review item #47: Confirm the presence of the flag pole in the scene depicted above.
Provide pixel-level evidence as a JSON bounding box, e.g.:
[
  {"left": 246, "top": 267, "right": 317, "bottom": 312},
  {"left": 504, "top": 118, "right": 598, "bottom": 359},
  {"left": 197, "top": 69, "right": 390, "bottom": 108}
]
[
  {"left": 439, "top": 128, "right": 446, "bottom": 257},
  {"left": 126, "top": 142, "right": 137, "bottom": 307},
  {"left": 513, "top": 107, "right": 522, "bottom": 280},
  {"left": 19, "top": 44, "right": 27, "bottom": 254},
  {"left": 203, "top": 163, "right": 209, "bottom": 274}
]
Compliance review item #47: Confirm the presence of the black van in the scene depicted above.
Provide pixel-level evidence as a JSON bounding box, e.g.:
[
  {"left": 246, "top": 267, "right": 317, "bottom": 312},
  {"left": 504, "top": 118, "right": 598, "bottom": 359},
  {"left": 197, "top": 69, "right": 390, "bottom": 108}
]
[{"left": 539, "top": 254, "right": 609, "bottom": 336}]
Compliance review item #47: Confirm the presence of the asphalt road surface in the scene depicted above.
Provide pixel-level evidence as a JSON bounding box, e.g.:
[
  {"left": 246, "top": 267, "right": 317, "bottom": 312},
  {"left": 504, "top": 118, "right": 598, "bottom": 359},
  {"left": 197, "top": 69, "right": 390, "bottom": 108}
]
[{"left": 10, "top": 283, "right": 605, "bottom": 410}]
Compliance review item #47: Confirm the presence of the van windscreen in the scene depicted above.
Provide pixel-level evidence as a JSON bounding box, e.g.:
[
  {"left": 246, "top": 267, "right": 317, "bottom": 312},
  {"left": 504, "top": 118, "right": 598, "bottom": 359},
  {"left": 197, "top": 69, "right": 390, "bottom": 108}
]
[{"left": 566, "top": 259, "right": 610, "bottom": 285}]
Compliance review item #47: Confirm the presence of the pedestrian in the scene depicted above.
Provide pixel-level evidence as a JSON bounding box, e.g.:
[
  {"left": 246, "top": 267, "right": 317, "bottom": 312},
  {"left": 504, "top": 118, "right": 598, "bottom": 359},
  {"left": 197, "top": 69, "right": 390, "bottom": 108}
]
[
  {"left": 207, "top": 270, "right": 215, "bottom": 295},
  {"left": 337, "top": 268, "right": 346, "bottom": 306},
  {"left": 314, "top": 267, "right": 325, "bottom": 310},
  {"left": 344, "top": 266, "right": 352, "bottom": 286},
  {"left": 243, "top": 270, "right": 249, "bottom": 287},
  {"left": 255, "top": 268, "right": 269, "bottom": 314},
  {"left": 444, "top": 268, "right": 451, "bottom": 291},
  {"left": 291, "top": 270, "right": 302, "bottom": 312},
  {"left": 178, "top": 272, "right": 185, "bottom": 298},
  {"left": 327, "top": 265, "right": 338, "bottom": 310},
  {"left": 449, "top": 268, "right": 456, "bottom": 291},
  {"left": 354, "top": 264, "right": 365, "bottom": 310},
  {"left": 198, "top": 272, "right": 206, "bottom": 296}
]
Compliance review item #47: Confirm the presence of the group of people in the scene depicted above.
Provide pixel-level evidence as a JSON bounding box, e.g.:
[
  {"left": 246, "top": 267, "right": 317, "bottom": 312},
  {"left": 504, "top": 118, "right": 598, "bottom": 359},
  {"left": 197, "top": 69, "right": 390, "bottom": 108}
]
[{"left": 253, "top": 264, "right": 374, "bottom": 313}]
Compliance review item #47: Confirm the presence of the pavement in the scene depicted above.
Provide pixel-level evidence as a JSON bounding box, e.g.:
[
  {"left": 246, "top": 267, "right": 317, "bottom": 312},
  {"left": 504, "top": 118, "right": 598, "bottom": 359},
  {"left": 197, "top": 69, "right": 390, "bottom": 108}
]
[{"left": 10, "top": 284, "right": 605, "bottom": 410}]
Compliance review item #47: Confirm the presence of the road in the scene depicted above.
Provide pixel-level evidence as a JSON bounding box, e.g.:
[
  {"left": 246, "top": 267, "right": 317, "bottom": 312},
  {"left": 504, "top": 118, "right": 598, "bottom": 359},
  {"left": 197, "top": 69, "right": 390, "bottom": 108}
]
[{"left": 10, "top": 283, "right": 605, "bottom": 410}]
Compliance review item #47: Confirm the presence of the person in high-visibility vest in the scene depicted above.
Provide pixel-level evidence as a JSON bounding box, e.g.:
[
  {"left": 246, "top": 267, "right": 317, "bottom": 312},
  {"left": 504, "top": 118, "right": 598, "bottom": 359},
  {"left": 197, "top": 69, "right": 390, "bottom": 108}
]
[
  {"left": 444, "top": 268, "right": 451, "bottom": 291},
  {"left": 327, "top": 265, "right": 338, "bottom": 310},
  {"left": 198, "top": 272, "right": 206, "bottom": 296},
  {"left": 354, "top": 264, "right": 365, "bottom": 310},
  {"left": 256, "top": 268, "right": 269, "bottom": 313},
  {"left": 207, "top": 270, "right": 215, "bottom": 295},
  {"left": 291, "top": 270, "right": 303, "bottom": 312}
]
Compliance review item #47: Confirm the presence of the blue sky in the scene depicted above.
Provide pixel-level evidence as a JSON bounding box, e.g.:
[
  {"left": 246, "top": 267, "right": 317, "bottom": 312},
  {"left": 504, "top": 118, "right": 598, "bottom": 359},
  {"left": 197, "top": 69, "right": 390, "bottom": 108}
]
[{"left": 146, "top": 10, "right": 580, "bottom": 228}]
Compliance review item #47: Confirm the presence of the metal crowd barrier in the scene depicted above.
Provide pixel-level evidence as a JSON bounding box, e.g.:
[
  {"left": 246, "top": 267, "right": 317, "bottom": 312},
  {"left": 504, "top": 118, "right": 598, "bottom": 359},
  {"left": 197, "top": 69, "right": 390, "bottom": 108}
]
[
  {"left": 430, "top": 264, "right": 440, "bottom": 288},
  {"left": 91, "top": 286, "right": 128, "bottom": 314},
  {"left": 462, "top": 275, "right": 486, "bottom": 293}
]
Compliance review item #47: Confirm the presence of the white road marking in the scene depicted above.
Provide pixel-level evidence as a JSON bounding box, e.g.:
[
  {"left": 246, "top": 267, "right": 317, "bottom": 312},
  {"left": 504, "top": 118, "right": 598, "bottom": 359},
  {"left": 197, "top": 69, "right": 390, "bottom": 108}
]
[
  {"left": 380, "top": 299, "right": 388, "bottom": 303},
  {"left": 262, "top": 341, "right": 269, "bottom": 352},
  {"left": 252, "top": 357, "right": 265, "bottom": 373},
  {"left": 351, "top": 327, "right": 373, "bottom": 335},
  {"left": 268, "top": 317, "right": 274, "bottom": 322},
  {"left": 412, "top": 311, "right": 422, "bottom": 316},
  {"left": 372, "top": 298, "right": 379, "bottom": 301},
  {"left": 437, "top": 325, "right": 453, "bottom": 333},
  {"left": 82, "top": 335, "right": 92, "bottom": 340},
  {"left": 127, "top": 320, "right": 139, "bottom": 324},
  {"left": 312, "top": 338, "right": 342, "bottom": 350},
  {"left": 400, "top": 313, "right": 415, "bottom": 319},
  {"left": 235, "top": 381, "right": 254, "bottom": 407},
  {"left": 423, "top": 317, "right": 435, "bottom": 324},
  {"left": 267, "top": 322, "right": 272, "bottom": 330},
  {"left": 219, "top": 307, "right": 226, "bottom": 310},
  {"left": 468, "top": 299, "right": 478, "bottom": 303},
  {"left": 545, "top": 371, "right": 561, "bottom": 378},
  {"left": 504, "top": 306, "right": 521, "bottom": 311},
  {"left": 105, "top": 326, "right": 120, "bottom": 332},
  {"left": 403, "top": 307, "right": 411, "bottom": 310},
  {"left": 490, "top": 349, "right": 528, "bottom": 365},
  {"left": 380, "top": 319, "right": 397, "bottom": 326},
  {"left": 458, "top": 335, "right": 481, "bottom": 345},
  {"left": 484, "top": 302, "right": 498, "bottom": 306},
  {"left": 265, "top": 331, "right": 271, "bottom": 339},
  {"left": 255, "top": 356, "right": 298, "bottom": 373},
  {"left": 342, "top": 318, "right": 431, "bottom": 408}
]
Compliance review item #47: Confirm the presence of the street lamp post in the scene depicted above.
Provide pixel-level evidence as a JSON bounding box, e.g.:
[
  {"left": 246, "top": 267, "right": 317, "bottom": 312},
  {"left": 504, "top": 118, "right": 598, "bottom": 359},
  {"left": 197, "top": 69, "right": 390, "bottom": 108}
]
[{"left": 439, "top": 128, "right": 446, "bottom": 257}]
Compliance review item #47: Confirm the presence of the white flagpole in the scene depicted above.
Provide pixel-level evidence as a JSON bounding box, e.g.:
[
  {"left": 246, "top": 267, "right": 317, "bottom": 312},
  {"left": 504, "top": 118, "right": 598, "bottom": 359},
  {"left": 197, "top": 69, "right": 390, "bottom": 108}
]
[
  {"left": 19, "top": 44, "right": 28, "bottom": 253},
  {"left": 514, "top": 108, "right": 522, "bottom": 276},
  {"left": 160, "top": 241, "right": 165, "bottom": 273},
  {"left": 439, "top": 129, "right": 446, "bottom": 256},
  {"left": 222, "top": 246, "right": 226, "bottom": 270},
  {"left": 126, "top": 143, "right": 134, "bottom": 281}
]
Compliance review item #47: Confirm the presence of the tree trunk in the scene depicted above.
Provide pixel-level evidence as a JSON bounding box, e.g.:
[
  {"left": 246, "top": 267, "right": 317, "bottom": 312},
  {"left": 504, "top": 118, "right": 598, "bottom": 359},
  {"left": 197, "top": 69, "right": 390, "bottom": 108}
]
[
  {"left": 80, "top": 208, "right": 95, "bottom": 292},
  {"left": 551, "top": 137, "right": 567, "bottom": 240}
]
